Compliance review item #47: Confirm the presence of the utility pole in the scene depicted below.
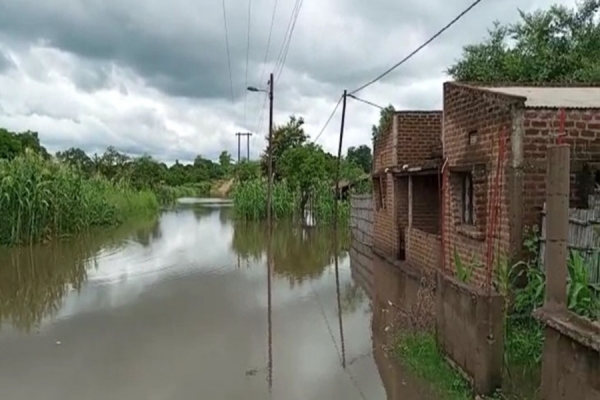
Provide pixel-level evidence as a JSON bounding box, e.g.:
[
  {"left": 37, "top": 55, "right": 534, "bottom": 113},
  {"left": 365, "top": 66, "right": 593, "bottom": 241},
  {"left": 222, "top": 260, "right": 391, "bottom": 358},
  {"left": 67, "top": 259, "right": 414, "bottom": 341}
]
[
  {"left": 333, "top": 90, "right": 347, "bottom": 369},
  {"left": 235, "top": 132, "right": 253, "bottom": 162},
  {"left": 267, "top": 73, "right": 274, "bottom": 230},
  {"left": 333, "top": 90, "right": 348, "bottom": 232}
]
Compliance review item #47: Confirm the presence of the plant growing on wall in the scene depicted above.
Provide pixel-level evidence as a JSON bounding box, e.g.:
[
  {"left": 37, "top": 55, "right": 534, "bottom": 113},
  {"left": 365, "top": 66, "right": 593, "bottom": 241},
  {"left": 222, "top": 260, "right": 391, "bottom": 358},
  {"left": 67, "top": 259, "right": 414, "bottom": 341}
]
[{"left": 453, "top": 246, "right": 481, "bottom": 284}]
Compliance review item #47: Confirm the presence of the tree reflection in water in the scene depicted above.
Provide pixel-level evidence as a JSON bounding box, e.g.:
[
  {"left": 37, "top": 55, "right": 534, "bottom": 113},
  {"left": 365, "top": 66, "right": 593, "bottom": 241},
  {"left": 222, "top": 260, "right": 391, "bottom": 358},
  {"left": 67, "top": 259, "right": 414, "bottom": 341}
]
[
  {"left": 0, "top": 217, "right": 158, "bottom": 333},
  {"left": 230, "top": 219, "right": 350, "bottom": 286}
]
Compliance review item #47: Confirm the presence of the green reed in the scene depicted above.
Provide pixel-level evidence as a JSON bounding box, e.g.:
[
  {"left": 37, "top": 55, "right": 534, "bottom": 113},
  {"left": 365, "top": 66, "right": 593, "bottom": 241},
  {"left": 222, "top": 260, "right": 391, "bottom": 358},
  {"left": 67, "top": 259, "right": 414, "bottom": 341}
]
[
  {"left": 231, "top": 179, "right": 296, "bottom": 220},
  {"left": 0, "top": 152, "right": 159, "bottom": 246},
  {"left": 232, "top": 179, "right": 350, "bottom": 225}
]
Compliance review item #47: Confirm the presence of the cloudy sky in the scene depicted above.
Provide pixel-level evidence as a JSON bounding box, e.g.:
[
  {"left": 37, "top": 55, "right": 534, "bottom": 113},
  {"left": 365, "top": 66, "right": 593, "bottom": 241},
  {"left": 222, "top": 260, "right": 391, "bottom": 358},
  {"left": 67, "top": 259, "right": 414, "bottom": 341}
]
[{"left": 0, "top": 0, "right": 577, "bottom": 163}]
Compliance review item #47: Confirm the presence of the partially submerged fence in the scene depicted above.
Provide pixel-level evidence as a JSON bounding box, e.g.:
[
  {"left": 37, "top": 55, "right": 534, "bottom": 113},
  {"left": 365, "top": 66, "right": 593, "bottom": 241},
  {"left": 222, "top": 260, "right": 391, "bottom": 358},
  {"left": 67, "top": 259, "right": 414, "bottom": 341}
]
[
  {"left": 350, "top": 194, "right": 374, "bottom": 297},
  {"left": 350, "top": 194, "right": 373, "bottom": 246},
  {"left": 539, "top": 200, "right": 600, "bottom": 285}
]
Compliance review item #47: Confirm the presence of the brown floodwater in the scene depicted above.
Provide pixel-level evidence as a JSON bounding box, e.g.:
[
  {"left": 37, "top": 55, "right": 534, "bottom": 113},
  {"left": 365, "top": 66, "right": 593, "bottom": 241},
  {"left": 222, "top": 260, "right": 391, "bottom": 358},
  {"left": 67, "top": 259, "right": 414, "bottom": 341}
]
[{"left": 0, "top": 199, "right": 435, "bottom": 399}]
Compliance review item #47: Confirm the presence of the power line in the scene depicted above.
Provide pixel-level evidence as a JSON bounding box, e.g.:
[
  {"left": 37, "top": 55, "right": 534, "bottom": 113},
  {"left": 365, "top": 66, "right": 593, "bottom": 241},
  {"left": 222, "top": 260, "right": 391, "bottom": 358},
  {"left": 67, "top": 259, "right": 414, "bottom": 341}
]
[
  {"left": 275, "top": 0, "right": 304, "bottom": 82},
  {"left": 273, "top": 0, "right": 302, "bottom": 80},
  {"left": 258, "top": 0, "right": 279, "bottom": 88},
  {"left": 312, "top": 95, "right": 343, "bottom": 144},
  {"left": 350, "top": 0, "right": 485, "bottom": 95},
  {"left": 244, "top": 0, "right": 253, "bottom": 125},
  {"left": 347, "top": 94, "right": 384, "bottom": 110},
  {"left": 221, "top": 0, "right": 234, "bottom": 103},
  {"left": 252, "top": 0, "right": 277, "bottom": 139}
]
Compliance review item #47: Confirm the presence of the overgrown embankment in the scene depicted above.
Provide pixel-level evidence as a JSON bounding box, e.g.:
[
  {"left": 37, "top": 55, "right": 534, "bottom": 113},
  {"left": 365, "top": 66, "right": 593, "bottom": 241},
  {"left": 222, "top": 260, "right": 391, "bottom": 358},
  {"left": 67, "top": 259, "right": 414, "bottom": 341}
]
[{"left": 0, "top": 153, "right": 160, "bottom": 246}]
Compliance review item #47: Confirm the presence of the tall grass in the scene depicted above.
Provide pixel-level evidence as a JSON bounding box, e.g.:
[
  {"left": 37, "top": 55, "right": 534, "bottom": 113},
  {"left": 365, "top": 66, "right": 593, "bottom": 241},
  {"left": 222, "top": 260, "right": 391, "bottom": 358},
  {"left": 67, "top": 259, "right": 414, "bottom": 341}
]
[
  {"left": 0, "top": 152, "right": 159, "bottom": 246},
  {"left": 232, "top": 179, "right": 349, "bottom": 225},
  {"left": 231, "top": 179, "right": 296, "bottom": 220}
]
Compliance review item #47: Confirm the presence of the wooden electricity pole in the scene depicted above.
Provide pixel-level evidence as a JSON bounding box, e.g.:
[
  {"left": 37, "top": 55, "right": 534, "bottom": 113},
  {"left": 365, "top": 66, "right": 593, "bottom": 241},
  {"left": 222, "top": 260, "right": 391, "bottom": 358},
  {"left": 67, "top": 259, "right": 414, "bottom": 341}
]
[{"left": 235, "top": 132, "right": 253, "bottom": 162}]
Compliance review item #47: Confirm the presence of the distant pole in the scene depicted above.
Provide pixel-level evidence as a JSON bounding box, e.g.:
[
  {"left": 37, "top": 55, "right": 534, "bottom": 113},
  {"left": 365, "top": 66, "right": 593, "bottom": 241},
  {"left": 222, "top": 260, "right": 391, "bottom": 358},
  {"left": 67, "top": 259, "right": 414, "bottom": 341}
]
[
  {"left": 246, "top": 133, "right": 250, "bottom": 160},
  {"left": 236, "top": 133, "right": 241, "bottom": 162},
  {"left": 333, "top": 90, "right": 348, "bottom": 232}
]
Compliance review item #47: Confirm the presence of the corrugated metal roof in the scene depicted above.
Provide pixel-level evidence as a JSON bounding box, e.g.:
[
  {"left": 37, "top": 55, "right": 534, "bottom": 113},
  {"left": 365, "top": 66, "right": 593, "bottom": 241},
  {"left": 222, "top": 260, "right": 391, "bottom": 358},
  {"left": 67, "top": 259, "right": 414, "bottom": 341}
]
[{"left": 485, "top": 87, "right": 600, "bottom": 108}]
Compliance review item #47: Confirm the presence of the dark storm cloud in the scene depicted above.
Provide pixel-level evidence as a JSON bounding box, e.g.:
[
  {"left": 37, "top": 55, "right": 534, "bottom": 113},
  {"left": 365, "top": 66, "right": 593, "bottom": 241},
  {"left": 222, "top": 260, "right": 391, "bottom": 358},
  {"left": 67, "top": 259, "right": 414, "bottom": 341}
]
[{"left": 0, "top": 1, "right": 248, "bottom": 100}]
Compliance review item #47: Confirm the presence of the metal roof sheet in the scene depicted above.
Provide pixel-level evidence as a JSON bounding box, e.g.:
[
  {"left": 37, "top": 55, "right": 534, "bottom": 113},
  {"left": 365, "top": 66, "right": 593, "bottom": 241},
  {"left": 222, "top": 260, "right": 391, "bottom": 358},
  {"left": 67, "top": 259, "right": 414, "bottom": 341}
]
[{"left": 485, "top": 87, "right": 600, "bottom": 108}]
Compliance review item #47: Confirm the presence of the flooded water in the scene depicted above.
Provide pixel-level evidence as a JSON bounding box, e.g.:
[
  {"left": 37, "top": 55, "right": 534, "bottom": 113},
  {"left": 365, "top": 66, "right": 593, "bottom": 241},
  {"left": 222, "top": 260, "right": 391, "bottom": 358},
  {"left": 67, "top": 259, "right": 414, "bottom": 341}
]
[{"left": 0, "top": 200, "right": 417, "bottom": 400}]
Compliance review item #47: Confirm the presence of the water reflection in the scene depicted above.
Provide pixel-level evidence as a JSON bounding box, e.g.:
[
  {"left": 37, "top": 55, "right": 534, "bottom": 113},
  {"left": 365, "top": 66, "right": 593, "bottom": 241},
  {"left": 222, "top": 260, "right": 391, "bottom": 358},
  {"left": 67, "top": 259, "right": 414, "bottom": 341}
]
[
  {"left": 0, "top": 218, "right": 158, "bottom": 333},
  {"left": 232, "top": 219, "right": 350, "bottom": 286},
  {"left": 0, "top": 203, "right": 388, "bottom": 399}
]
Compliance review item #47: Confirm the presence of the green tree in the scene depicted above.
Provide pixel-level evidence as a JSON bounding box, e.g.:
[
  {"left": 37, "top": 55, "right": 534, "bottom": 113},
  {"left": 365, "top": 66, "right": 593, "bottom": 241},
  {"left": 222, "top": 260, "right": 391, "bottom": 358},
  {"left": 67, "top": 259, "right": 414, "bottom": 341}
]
[
  {"left": 448, "top": 1, "right": 600, "bottom": 83},
  {"left": 17, "top": 131, "right": 49, "bottom": 160},
  {"left": 346, "top": 145, "right": 372, "bottom": 173},
  {"left": 372, "top": 105, "right": 395, "bottom": 144},
  {"left": 279, "top": 143, "right": 328, "bottom": 217},
  {"left": 262, "top": 115, "right": 308, "bottom": 179},
  {"left": 219, "top": 151, "right": 233, "bottom": 176},
  {"left": 130, "top": 155, "right": 163, "bottom": 190},
  {"left": 56, "top": 147, "right": 93, "bottom": 175},
  {"left": 234, "top": 160, "right": 261, "bottom": 182},
  {"left": 0, "top": 128, "right": 22, "bottom": 160}
]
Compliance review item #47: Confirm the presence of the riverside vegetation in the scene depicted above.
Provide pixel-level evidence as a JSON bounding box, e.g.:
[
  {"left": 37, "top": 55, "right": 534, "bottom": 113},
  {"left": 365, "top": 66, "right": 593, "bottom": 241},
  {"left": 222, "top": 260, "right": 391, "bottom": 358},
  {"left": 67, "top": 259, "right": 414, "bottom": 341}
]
[
  {"left": 0, "top": 128, "right": 235, "bottom": 246},
  {"left": 232, "top": 116, "right": 371, "bottom": 225}
]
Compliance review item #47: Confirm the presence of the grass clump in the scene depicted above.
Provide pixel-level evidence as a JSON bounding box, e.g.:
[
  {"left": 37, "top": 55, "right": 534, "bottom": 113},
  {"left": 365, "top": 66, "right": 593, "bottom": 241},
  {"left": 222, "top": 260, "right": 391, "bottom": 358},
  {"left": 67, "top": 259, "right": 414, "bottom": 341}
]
[
  {"left": 232, "top": 178, "right": 349, "bottom": 225},
  {"left": 0, "top": 151, "right": 160, "bottom": 246},
  {"left": 394, "top": 332, "right": 471, "bottom": 400}
]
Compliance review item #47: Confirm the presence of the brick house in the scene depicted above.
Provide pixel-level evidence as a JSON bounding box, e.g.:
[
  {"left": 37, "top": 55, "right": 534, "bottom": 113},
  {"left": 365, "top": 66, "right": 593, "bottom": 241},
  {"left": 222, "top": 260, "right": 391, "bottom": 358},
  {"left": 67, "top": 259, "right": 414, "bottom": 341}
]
[
  {"left": 442, "top": 82, "right": 600, "bottom": 286},
  {"left": 371, "top": 83, "right": 600, "bottom": 286},
  {"left": 372, "top": 110, "right": 443, "bottom": 268}
]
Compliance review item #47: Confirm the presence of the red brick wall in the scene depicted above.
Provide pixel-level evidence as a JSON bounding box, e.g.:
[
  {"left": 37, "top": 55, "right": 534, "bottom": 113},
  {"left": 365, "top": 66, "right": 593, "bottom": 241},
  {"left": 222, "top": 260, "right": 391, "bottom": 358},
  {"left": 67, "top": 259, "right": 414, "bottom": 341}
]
[
  {"left": 406, "top": 227, "right": 441, "bottom": 271},
  {"left": 522, "top": 108, "right": 600, "bottom": 228},
  {"left": 373, "top": 124, "right": 394, "bottom": 173},
  {"left": 442, "top": 82, "right": 523, "bottom": 287},
  {"left": 374, "top": 173, "right": 398, "bottom": 257},
  {"left": 373, "top": 121, "right": 397, "bottom": 257},
  {"left": 412, "top": 175, "right": 440, "bottom": 234},
  {"left": 397, "top": 112, "right": 442, "bottom": 164}
]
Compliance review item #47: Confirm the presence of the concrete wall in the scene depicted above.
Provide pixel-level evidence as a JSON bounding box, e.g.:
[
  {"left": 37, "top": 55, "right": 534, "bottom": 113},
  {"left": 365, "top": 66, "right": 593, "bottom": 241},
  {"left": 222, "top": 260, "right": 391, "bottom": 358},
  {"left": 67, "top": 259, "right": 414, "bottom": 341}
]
[
  {"left": 406, "top": 227, "right": 441, "bottom": 271},
  {"left": 536, "top": 309, "right": 600, "bottom": 400},
  {"left": 435, "top": 272, "right": 504, "bottom": 395}
]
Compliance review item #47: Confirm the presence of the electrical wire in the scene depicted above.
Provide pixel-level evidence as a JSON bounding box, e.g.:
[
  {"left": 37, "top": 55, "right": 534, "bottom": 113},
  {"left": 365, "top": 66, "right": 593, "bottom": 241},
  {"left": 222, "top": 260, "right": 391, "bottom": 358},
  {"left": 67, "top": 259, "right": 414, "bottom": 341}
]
[
  {"left": 347, "top": 94, "right": 384, "bottom": 110},
  {"left": 244, "top": 0, "right": 253, "bottom": 125},
  {"left": 349, "top": 0, "right": 485, "bottom": 95},
  {"left": 312, "top": 95, "right": 343, "bottom": 144},
  {"left": 275, "top": 0, "right": 304, "bottom": 82},
  {"left": 258, "top": 0, "right": 279, "bottom": 90},
  {"left": 273, "top": 0, "right": 303, "bottom": 81},
  {"left": 221, "top": 0, "right": 234, "bottom": 103}
]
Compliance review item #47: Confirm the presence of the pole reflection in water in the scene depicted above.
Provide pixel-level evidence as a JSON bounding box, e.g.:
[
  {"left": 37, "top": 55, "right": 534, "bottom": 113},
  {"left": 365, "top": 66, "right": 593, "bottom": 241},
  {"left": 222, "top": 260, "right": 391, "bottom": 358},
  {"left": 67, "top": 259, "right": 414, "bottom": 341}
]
[
  {"left": 334, "top": 234, "right": 347, "bottom": 369},
  {"left": 266, "top": 221, "right": 273, "bottom": 392}
]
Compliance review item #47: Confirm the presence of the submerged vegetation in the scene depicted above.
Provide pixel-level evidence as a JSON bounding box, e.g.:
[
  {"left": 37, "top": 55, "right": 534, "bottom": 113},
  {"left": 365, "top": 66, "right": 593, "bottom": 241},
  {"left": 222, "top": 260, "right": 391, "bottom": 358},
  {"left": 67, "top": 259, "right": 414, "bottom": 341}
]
[
  {"left": 232, "top": 116, "right": 370, "bottom": 225},
  {"left": 0, "top": 128, "right": 232, "bottom": 246}
]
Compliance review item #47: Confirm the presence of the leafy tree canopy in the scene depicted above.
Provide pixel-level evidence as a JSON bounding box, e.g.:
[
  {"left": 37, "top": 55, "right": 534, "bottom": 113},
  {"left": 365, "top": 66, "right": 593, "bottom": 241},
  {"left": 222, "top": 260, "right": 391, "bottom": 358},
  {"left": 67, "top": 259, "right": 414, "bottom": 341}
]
[
  {"left": 347, "top": 145, "right": 372, "bottom": 173},
  {"left": 448, "top": 0, "right": 600, "bottom": 83}
]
